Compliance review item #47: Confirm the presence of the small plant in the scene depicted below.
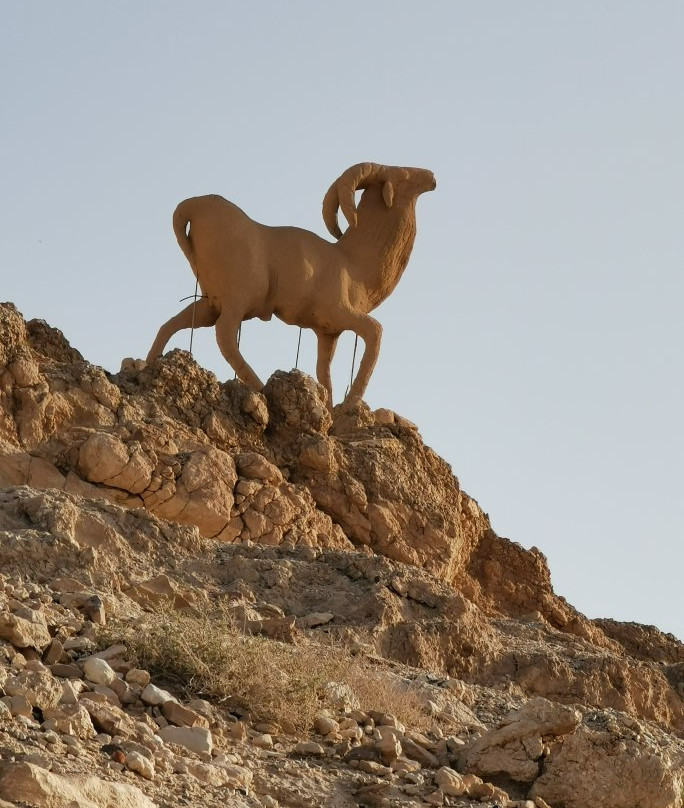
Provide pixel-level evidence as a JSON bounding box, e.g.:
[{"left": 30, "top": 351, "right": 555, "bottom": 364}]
[{"left": 99, "top": 604, "right": 429, "bottom": 731}]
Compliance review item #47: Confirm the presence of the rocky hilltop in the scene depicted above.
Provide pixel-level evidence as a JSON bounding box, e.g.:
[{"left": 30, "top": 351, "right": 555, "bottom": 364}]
[{"left": 0, "top": 301, "right": 682, "bottom": 808}]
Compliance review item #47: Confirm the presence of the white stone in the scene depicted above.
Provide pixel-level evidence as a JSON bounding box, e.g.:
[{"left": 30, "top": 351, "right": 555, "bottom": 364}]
[
  {"left": 140, "top": 683, "right": 175, "bottom": 706},
  {"left": 157, "top": 725, "right": 213, "bottom": 756},
  {"left": 125, "top": 751, "right": 155, "bottom": 780},
  {"left": 82, "top": 658, "right": 117, "bottom": 686}
]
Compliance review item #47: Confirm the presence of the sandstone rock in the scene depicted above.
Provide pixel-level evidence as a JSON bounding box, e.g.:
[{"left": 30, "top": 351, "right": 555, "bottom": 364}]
[
  {"left": 298, "top": 435, "right": 337, "bottom": 473},
  {"left": 225, "top": 721, "right": 247, "bottom": 742},
  {"left": 169, "top": 447, "right": 237, "bottom": 536},
  {"left": 77, "top": 432, "right": 131, "bottom": 485},
  {"left": 87, "top": 644, "right": 132, "bottom": 663},
  {"left": 107, "top": 674, "right": 133, "bottom": 702},
  {"left": 529, "top": 721, "right": 684, "bottom": 808},
  {"left": 0, "top": 762, "right": 156, "bottom": 808},
  {"left": 187, "top": 761, "right": 252, "bottom": 790},
  {"left": 236, "top": 452, "right": 282, "bottom": 483},
  {"left": 0, "top": 612, "right": 51, "bottom": 650},
  {"left": 251, "top": 732, "right": 273, "bottom": 749},
  {"left": 126, "top": 574, "right": 195, "bottom": 610},
  {"left": 466, "top": 779, "right": 509, "bottom": 801},
  {"left": 186, "top": 698, "right": 213, "bottom": 718},
  {"left": 294, "top": 741, "right": 326, "bottom": 756},
  {"left": 2, "top": 694, "right": 32, "bottom": 717},
  {"left": 459, "top": 697, "right": 581, "bottom": 782},
  {"left": 375, "top": 732, "right": 402, "bottom": 765},
  {"left": 49, "top": 663, "right": 82, "bottom": 679},
  {"left": 358, "top": 759, "right": 392, "bottom": 776},
  {"left": 434, "top": 766, "right": 466, "bottom": 796},
  {"left": 43, "top": 638, "right": 64, "bottom": 666},
  {"left": 91, "top": 683, "right": 121, "bottom": 706},
  {"left": 402, "top": 737, "right": 440, "bottom": 768},
  {"left": 125, "top": 668, "right": 151, "bottom": 687},
  {"left": 368, "top": 712, "right": 405, "bottom": 730},
  {"left": 373, "top": 408, "right": 395, "bottom": 426},
  {"left": 0, "top": 303, "right": 27, "bottom": 367},
  {"left": 314, "top": 714, "right": 340, "bottom": 735},
  {"left": 162, "top": 699, "right": 208, "bottom": 728},
  {"left": 42, "top": 704, "right": 95, "bottom": 738},
  {"left": 297, "top": 611, "right": 334, "bottom": 629},
  {"left": 264, "top": 370, "right": 332, "bottom": 436},
  {"left": 79, "top": 698, "right": 140, "bottom": 737},
  {"left": 247, "top": 615, "right": 296, "bottom": 642},
  {"left": 339, "top": 723, "right": 363, "bottom": 741},
  {"left": 20, "top": 752, "right": 52, "bottom": 770},
  {"left": 4, "top": 670, "right": 62, "bottom": 710}
]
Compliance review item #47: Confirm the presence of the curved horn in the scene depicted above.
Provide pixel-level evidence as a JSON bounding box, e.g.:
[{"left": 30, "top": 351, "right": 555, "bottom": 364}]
[
  {"left": 322, "top": 162, "right": 387, "bottom": 238},
  {"left": 322, "top": 183, "right": 343, "bottom": 239}
]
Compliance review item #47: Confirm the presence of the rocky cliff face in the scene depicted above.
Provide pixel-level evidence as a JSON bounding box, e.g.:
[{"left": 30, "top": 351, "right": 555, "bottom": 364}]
[{"left": 0, "top": 301, "right": 682, "bottom": 808}]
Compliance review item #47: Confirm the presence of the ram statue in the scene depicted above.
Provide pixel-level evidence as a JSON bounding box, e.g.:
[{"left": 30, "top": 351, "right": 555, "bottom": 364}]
[{"left": 147, "top": 162, "right": 436, "bottom": 407}]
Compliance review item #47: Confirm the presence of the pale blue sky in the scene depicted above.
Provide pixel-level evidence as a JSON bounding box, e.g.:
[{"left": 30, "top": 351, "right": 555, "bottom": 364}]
[{"left": 2, "top": 2, "right": 682, "bottom": 640}]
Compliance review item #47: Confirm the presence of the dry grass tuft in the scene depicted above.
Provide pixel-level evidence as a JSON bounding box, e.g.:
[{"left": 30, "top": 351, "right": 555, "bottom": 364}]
[
  {"left": 347, "top": 667, "right": 429, "bottom": 730},
  {"left": 100, "top": 605, "right": 428, "bottom": 731}
]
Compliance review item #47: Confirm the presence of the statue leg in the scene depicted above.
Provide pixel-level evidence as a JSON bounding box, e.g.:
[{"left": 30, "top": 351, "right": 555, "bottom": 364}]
[
  {"left": 214, "top": 313, "right": 264, "bottom": 390},
  {"left": 146, "top": 298, "right": 219, "bottom": 362},
  {"left": 342, "top": 314, "right": 382, "bottom": 403},
  {"left": 315, "top": 331, "right": 339, "bottom": 409}
]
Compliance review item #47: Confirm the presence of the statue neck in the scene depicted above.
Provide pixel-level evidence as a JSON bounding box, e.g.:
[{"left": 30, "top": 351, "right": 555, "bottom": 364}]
[{"left": 339, "top": 190, "right": 417, "bottom": 311}]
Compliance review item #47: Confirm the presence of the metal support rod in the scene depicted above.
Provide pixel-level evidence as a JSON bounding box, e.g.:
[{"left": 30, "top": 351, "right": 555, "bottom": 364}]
[
  {"left": 233, "top": 324, "right": 242, "bottom": 379},
  {"left": 189, "top": 277, "right": 199, "bottom": 355},
  {"left": 346, "top": 334, "right": 359, "bottom": 398},
  {"left": 295, "top": 327, "right": 303, "bottom": 369}
]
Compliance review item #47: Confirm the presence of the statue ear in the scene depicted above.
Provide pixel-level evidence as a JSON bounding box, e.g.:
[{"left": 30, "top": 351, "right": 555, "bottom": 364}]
[{"left": 382, "top": 181, "right": 394, "bottom": 208}]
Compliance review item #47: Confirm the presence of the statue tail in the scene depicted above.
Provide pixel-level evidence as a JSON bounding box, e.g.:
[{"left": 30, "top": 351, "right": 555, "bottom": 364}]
[{"left": 172, "top": 200, "right": 194, "bottom": 266}]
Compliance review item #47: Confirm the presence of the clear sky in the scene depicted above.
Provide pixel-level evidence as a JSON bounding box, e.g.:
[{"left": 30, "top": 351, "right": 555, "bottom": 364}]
[{"left": 2, "top": 3, "right": 682, "bottom": 640}]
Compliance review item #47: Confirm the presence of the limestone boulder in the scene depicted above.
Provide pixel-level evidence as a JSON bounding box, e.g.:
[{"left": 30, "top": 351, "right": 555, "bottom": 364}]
[
  {"left": 150, "top": 446, "right": 237, "bottom": 537},
  {"left": 3, "top": 670, "right": 63, "bottom": 711},
  {"left": 77, "top": 432, "right": 131, "bottom": 485},
  {"left": 0, "top": 762, "right": 156, "bottom": 808},
  {"left": 530, "top": 721, "right": 684, "bottom": 808},
  {"left": 79, "top": 697, "right": 141, "bottom": 737},
  {"left": 459, "top": 697, "right": 581, "bottom": 782},
  {"left": 0, "top": 612, "right": 51, "bottom": 651},
  {"left": 125, "top": 574, "right": 196, "bottom": 610},
  {"left": 235, "top": 452, "right": 282, "bottom": 483},
  {"left": 42, "top": 703, "right": 96, "bottom": 738},
  {"left": 157, "top": 724, "right": 213, "bottom": 755}
]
